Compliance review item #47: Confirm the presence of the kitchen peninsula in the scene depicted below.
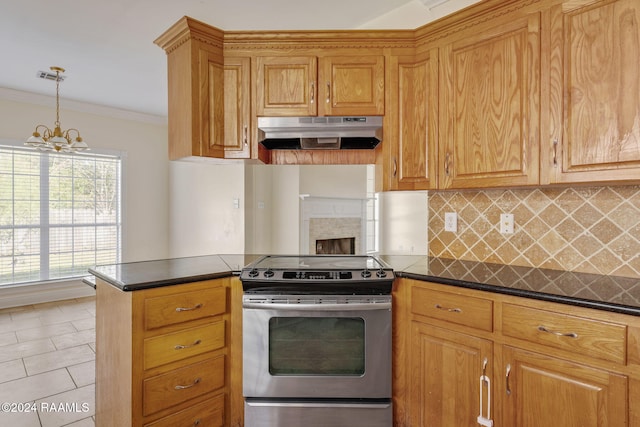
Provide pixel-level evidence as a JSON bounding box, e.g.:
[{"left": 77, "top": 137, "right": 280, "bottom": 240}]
[{"left": 90, "top": 254, "right": 640, "bottom": 427}]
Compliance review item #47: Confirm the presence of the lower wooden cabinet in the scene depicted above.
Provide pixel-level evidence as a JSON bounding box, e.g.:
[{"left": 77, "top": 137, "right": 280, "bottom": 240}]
[
  {"left": 395, "top": 279, "right": 640, "bottom": 427},
  {"left": 95, "top": 277, "right": 243, "bottom": 427}
]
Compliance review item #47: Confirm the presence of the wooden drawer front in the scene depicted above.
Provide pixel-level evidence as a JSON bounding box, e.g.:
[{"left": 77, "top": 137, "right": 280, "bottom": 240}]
[
  {"left": 411, "top": 286, "right": 493, "bottom": 332},
  {"left": 144, "top": 392, "right": 224, "bottom": 427},
  {"left": 502, "top": 304, "right": 627, "bottom": 364},
  {"left": 145, "top": 287, "right": 227, "bottom": 330},
  {"left": 143, "top": 356, "right": 225, "bottom": 416},
  {"left": 144, "top": 321, "right": 225, "bottom": 370}
]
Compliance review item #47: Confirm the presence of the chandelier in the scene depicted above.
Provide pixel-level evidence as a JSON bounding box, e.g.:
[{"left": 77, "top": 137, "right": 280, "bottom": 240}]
[{"left": 25, "top": 66, "right": 89, "bottom": 153}]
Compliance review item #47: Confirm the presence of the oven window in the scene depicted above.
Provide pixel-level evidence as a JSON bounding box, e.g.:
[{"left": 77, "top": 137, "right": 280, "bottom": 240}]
[{"left": 269, "top": 317, "right": 365, "bottom": 376}]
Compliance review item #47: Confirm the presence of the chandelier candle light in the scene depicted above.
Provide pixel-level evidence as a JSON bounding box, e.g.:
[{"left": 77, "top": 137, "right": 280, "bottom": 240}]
[{"left": 25, "top": 66, "right": 89, "bottom": 153}]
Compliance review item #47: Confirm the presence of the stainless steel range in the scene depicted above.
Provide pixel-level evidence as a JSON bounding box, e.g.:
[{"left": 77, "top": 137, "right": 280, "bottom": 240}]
[{"left": 240, "top": 255, "right": 394, "bottom": 427}]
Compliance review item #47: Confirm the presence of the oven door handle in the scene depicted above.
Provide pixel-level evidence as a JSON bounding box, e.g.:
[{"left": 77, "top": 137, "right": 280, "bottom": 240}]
[{"left": 242, "top": 302, "right": 391, "bottom": 311}]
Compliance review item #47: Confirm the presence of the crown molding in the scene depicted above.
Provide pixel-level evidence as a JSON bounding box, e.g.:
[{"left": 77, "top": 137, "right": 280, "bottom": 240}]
[{"left": 0, "top": 87, "right": 167, "bottom": 125}]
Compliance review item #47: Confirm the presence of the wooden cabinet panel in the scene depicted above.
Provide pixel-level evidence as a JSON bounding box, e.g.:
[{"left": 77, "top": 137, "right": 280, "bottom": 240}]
[
  {"left": 256, "top": 56, "right": 317, "bottom": 116},
  {"left": 440, "top": 13, "right": 540, "bottom": 188},
  {"left": 144, "top": 287, "right": 227, "bottom": 330},
  {"left": 224, "top": 56, "right": 251, "bottom": 158},
  {"left": 387, "top": 51, "right": 438, "bottom": 190},
  {"left": 411, "top": 285, "right": 493, "bottom": 332},
  {"left": 409, "top": 321, "right": 493, "bottom": 427},
  {"left": 143, "top": 394, "right": 225, "bottom": 427},
  {"left": 143, "top": 356, "right": 225, "bottom": 416},
  {"left": 502, "top": 303, "right": 627, "bottom": 364},
  {"left": 547, "top": 0, "right": 640, "bottom": 184},
  {"left": 319, "top": 56, "right": 385, "bottom": 116},
  {"left": 501, "top": 346, "right": 628, "bottom": 427},
  {"left": 144, "top": 321, "right": 225, "bottom": 370}
]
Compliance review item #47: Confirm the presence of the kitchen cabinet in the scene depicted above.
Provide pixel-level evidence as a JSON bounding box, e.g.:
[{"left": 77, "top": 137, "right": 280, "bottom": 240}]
[
  {"left": 438, "top": 12, "right": 540, "bottom": 189},
  {"left": 154, "top": 17, "right": 225, "bottom": 161},
  {"left": 95, "top": 277, "right": 243, "bottom": 427},
  {"left": 255, "top": 54, "right": 385, "bottom": 117},
  {"left": 386, "top": 51, "right": 438, "bottom": 190},
  {"left": 545, "top": 0, "right": 640, "bottom": 185},
  {"left": 395, "top": 279, "right": 640, "bottom": 426},
  {"left": 224, "top": 57, "right": 251, "bottom": 159}
]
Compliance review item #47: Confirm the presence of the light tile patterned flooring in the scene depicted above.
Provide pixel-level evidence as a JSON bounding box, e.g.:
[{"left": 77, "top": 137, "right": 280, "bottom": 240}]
[{"left": 0, "top": 297, "right": 96, "bottom": 427}]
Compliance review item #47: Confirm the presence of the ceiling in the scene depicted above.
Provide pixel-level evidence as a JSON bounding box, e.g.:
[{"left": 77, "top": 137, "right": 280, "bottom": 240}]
[{"left": 0, "top": 0, "right": 478, "bottom": 119}]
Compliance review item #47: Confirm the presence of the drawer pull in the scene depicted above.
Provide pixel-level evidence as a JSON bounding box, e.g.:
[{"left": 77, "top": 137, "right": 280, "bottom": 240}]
[
  {"left": 193, "top": 420, "right": 201, "bottom": 426},
  {"left": 174, "top": 377, "right": 201, "bottom": 390},
  {"left": 505, "top": 364, "right": 511, "bottom": 396},
  {"left": 174, "top": 339, "right": 202, "bottom": 350},
  {"left": 537, "top": 325, "right": 578, "bottom": 338},
  {"left": 175, "top": 303, "right": 203, "bottom": 312},
  {"left": 435, "top": 304, "right": 462, "bottom": 313}
]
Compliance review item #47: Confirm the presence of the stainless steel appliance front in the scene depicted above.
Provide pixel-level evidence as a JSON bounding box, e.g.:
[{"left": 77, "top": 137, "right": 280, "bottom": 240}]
[{"left": 242, "top": 294, "right": 392, "bottom": 399}]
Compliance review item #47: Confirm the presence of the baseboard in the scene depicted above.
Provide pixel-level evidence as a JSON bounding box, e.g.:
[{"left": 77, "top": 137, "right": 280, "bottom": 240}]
[{"left": 0, "top": 279, "right": 96, "bottom": 309}]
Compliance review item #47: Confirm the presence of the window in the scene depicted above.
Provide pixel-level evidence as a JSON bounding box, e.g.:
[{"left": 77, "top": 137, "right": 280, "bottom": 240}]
[{"left": 0, "top": 144, "right": 121, "bottom": 286}]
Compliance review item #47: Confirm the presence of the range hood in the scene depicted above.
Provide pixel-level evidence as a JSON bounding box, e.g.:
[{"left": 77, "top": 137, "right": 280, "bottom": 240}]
[{"left": 258, "top": 116, "right": 383, "bottom": 150}]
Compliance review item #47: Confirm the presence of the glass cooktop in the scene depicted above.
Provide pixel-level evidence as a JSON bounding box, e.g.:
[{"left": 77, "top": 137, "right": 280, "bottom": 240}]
[{"left": 248, "top": 255, "right": 386, "bottom": 271}]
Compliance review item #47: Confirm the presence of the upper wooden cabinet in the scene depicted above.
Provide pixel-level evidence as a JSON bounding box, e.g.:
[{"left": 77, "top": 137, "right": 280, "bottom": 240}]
[
  {"left": 438, "top": 12, "right": 541, "bottom": 189},
  {"left": 545, "top": 0, "right": 640, "bottom": 184},
  {"left": 224, "top": 57, "right": 251, "bottom": 159},
  {"left": 256, "top": 55, "right": 385, "bottom": 117},
  {"left": 387, "top": 51, "right": 438, "bottom": 190},
  {"left": 155, "top": 17, "right": 226, "bottom": 161}
]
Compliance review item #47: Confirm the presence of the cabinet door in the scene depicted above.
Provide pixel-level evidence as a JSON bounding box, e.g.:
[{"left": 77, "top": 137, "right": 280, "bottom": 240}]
[
  {"left": 224, "top": 57, "right": 251, "bottom": 158},
  {"left": 319, "top": 55, "right": 385, "bottom": 116},
  {"left": 388, "top": 51, "right": 437, "bottom": 190},
  {"left": 547, "top": 0, "right": 640, "bottom": 184},
  {"left": 439, "top": 13, "right": 540, "bottom": 188},
  {"left": 199, "top": 48, "right": 226, "bottom": 159},
  {"left": 409, "top": 321, "right": 493, "bottom": 427},
  {"left": 256, "top": 56, "right": 317, "bottom": 116},
  {"left": 501, "top": 346, "right": 628, "bottom": 427}
]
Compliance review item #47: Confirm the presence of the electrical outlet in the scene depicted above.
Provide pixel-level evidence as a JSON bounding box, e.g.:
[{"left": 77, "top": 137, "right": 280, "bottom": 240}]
[
  {"left": 444, "top": 212, "right": 457, "bottom": 232},
  {"left": 500, "top": 213, "right": 514, "bottom": 234}
]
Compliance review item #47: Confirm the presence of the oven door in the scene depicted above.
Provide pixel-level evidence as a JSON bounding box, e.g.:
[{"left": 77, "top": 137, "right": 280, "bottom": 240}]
[{"left": 242, "top": 295, "right": 391, "bottom": 399}]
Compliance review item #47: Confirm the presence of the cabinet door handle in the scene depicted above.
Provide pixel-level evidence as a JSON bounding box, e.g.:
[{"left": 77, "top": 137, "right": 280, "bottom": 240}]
[
  {"left": 193, "top": 420, "right": 201, "bottom": 427},
  {"left": 326, "top": 82, "right": 331, "bottom": 104},
  {"left": 445, "top": 152, "right": 451, "bottom": 176},
  {"left": 393, "top": 158, "right": 397, "bottom": 178},
  {"left": 174, "top": 339, "right": 202, "bottom": 350},
  {"left": 435, "top": 304, "right": 462, "bottom": 313},
  {"left": 552, "top": 138, "right": 558, "bottom": 167},
  {"left": 310, "top": 82, "right": 315, "bottom": 104},
  {"left": 243, "top": 125, "right": 248, "bottom": 147},
  {"left": 537, "top": 325, "right": 578, "bottom": 338},
  {"left": 478, "top": 357, "right": 493, "bottom": 426},
  {"left": 505, "top": 364, "right": 511, "bottom": 396},
  {"left": 174, "top": 377, "right": 201, "bottom": 390},
  {"left": 175, "top": 304, "right": 203, "bottom": 312}
]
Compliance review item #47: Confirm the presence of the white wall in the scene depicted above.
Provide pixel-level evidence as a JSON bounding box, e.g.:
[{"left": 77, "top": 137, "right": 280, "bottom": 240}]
[
  {"left": 169, "top": 160, "right": 245, "bottom": 257},
  {"left": 378, "top": 191, "right": 428, "bottom": 255}
]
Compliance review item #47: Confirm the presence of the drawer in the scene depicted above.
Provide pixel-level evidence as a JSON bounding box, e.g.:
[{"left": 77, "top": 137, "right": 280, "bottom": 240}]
[
  {"left": 143, "top": 356, "right": 225, "bottom": 416},
  {"left": 144, "top": 392, "right": 225, "bottom": 427},
  {"left": 411, "top": 286, "right": 493, "bottom": 332},
  {"left": 502, "top": 304, "right": 627, "bottom": 364},
  {"left": 144, "top": 321, "right": 225, "bottom": 370},
  {"left": 145, "top": 287, "right": 227, "bottom": 330}
]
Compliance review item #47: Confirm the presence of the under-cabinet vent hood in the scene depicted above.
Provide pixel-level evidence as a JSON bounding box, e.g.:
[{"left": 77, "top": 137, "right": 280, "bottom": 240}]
[{"left": 258, "top": 116, "right": 383, "bottom": 150}]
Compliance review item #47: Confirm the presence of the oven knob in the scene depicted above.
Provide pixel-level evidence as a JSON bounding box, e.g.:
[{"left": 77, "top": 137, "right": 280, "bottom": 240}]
[
  {"left": 376, "top": 269, "right": 387, "bottom": 278},
  {"left": 361, "top": 270, "right": 372, "bottom": 278},
  {"left": 263, "top": 269, "right": 274, "bottom": 278},
  {"left": 248, "top": 269, "right": 259, "bottom": 278}
]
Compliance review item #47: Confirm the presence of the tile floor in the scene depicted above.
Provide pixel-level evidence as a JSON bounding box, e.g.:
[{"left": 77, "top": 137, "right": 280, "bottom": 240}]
[{"left": 0, "top": 297, "right": 96, "bottom": 427}]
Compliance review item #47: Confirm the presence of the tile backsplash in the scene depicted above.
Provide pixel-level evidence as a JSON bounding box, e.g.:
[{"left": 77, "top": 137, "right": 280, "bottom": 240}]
[{"left": 428, "top": 186, "right": 640, "bottom": 278}]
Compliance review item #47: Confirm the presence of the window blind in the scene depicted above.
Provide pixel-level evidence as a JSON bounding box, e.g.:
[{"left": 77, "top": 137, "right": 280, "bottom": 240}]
[{"left": 0, "top": 145, "right": 121, "bottom": 286}]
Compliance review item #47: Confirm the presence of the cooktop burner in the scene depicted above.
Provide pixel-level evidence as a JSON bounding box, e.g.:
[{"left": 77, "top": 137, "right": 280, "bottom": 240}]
[{"left": 240, "top": 255, "right": 394, "bottom": 295}]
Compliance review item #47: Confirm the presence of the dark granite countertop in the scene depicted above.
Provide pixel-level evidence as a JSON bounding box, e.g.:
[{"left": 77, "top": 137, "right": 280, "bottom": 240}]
[{"left": 89, "top": 254, "right": 640, "bottom": 316}]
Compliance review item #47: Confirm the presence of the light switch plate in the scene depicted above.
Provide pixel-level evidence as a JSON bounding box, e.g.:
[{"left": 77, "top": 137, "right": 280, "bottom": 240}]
[{"left": 445, "top": 212, "right": 457, "bottom": 232}]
